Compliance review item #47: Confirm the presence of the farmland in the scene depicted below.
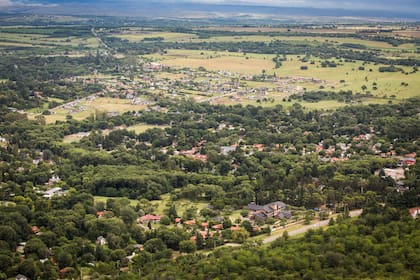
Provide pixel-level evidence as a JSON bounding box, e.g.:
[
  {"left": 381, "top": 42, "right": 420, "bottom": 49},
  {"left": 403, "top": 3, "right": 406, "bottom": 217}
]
[{"left": 1, "top": 20, "right": 417, "bottom": 121}]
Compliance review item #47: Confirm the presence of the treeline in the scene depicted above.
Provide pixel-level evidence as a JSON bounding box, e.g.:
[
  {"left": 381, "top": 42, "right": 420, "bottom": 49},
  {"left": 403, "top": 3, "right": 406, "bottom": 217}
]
[
  {"left": 0, "top": 27, "right": 92, "bottom": 37},
  {"left": 289, "top": 90, "right": 372, "bottom": 102}
]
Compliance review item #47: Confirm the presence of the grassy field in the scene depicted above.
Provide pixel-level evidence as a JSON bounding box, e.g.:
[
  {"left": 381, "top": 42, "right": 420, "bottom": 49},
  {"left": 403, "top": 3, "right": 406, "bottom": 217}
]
[
  {"left": 126, "top": 123, "right": 169, "bottom": 134},
  {"left": 149, "top": 49, "right": 275, "bottom": 75},
  {"left": 0, "top": 31, "right": 98, "bottom": 49},
  {"left": 34, "top": 97, "right": 147, "bottom": 124},
  {"left": 113, "top": 32, "right": 197, "bottom": 42},
  {"left": 148, "top": 50, "right": 419, "bottom": 101},
  {"left": 94, "top": 194, "right": 209, "bottom": 218},
  {"left": 269, "top": 55, "right": 420, "bottom": 99},
  {"left": 152, "top": 194, "right": 209, "bottom": 217},
  {"left": 94, "top": 196, "right": 138, "bottom": 207}
]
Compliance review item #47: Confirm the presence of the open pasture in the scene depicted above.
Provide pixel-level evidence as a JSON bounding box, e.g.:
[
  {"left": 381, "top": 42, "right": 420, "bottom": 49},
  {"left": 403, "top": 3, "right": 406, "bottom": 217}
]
[
  {"left": 126, "top": 123, "right": 170, "bottom": 134},
  {"left": 0, "top": 31, "right": 98, "bottom": 48},
  {"left": 39, "top": 97, "right": 147, "bottom": 124},
  {"left": 113, "top": 31, "right": 197, "bottom": 42},
  {"left": 151, "top": 49, "right": 275, "bottom": 75},
  {"left": 269, "top": 55, "right": 420, "bottom": 99}
]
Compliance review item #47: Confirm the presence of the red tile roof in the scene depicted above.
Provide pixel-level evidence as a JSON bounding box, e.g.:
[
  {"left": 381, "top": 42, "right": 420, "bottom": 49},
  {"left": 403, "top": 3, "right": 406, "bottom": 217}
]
[{"left": 138, "top": 214, "right": 161, "bottom": 223}]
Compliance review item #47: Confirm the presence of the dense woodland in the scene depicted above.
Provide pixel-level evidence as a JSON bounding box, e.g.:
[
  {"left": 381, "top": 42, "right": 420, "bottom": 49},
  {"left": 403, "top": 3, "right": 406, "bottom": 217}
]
[{"left": 0, "top": 16, "right": 419, "bottom": 279}]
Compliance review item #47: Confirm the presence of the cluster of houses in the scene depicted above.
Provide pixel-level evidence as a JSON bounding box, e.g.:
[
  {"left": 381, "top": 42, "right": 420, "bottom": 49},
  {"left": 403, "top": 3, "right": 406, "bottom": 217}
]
[
  {"left": 247, "top": 201, "right": 292, "bottom": 220},
  {"left": 60, "top": 58, "right": 330, "bottom": 114}
]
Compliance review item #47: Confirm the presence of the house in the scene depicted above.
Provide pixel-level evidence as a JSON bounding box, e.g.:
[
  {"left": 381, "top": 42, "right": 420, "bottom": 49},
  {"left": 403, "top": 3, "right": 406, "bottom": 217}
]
[
  {"left": 31, "top": 226, "right": 40, "bottom": 234},
  {"left": 47, "top": 175, "right": 61, "bottom": 185},
  {"left": 382, "top": 168, "right": 405, "bottom": 181},
  {"left": 138, "top": 214, "right": 161, "bottom": 224},
  {"left": 184, "top": 219, "right": 196, "bottom": 226},
  {"left": 247, "top": 201, "right": 291, "bottom": 220},
  {"left": 96, "top": 211, "right": 105, "bottom": 218},
  {"left": 409, "top": 207, "right": 420, "bottom": 219},
  {"left": 404, "top": 157, "right": 416, "bottom": 166},
  {"left": 212, "top": 224, "right": 223, "bottom": 231},
  {"left": 43, "top": 187, "right": 65, "bottom": 199},
  {"left": 96, "top": 236, "right": 107, "bottom": 246},
  {"left": 220, "top": 145, "right": 236, "bottom": 155},
  {"left": 230, "top": 225, "right": 241, "bottom": 231}
]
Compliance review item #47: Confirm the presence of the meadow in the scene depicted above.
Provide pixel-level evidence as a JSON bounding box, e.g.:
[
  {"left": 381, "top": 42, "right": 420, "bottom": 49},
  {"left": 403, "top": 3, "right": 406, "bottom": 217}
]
[{"left": 31, "top": 97, "right": 147, "bottom": 124}]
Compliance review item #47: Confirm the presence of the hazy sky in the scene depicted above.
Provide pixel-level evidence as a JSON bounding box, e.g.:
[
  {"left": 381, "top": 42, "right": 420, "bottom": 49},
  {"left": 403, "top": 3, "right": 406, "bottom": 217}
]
[{"left": 0, "top": 0, "right": 418, "bottom": 13}]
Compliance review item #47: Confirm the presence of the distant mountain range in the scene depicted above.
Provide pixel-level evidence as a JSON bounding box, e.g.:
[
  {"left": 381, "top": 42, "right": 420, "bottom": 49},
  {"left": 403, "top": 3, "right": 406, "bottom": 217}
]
[{"left": 1, "top": 1, "right": 419, "bottom": 20}]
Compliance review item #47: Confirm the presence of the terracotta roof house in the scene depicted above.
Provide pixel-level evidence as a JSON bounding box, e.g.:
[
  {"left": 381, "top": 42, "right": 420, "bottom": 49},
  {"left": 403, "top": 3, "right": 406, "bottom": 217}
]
[
  {"left": 409, "top": 207, "right": 420, "bottom": 219},
  {"left": 230, "top": 225, "right": 241, "bottom": 231},
  {"left": 31, "top": 226, "right": 40, "bottom": 234},
  {"left": 138, "top": 214, "right": 161, "bottom": 223},
  {"left": 247, "top": 201, "right": 291, "bottom": 220},
  {"left": 96, "top": 211, "right": 105, "bottom": 218},
  {"left": 184, "top": 219, "right": 196, "bottom": 226},
  {"left": 212, "top": 224, "right": 223, "bottom": 230}
]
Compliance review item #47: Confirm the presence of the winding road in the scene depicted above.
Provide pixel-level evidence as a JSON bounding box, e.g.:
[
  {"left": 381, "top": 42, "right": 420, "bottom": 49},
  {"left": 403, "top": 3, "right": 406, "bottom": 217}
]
[{"left": 262, "top": 209, "right": 363, "bottom": 244}]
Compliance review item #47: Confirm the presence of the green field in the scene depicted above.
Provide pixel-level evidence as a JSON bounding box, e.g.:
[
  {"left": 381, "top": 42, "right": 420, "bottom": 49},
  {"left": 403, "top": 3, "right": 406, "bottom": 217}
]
[
  {"left": 269, "top": 56, "right": 420, "bottom": 99},
  {"left": 152, "top": 194, "right": 209, "bottom": 217},
  {"left": 126, "top": 124, "right": 169, "bottom": 134},
  {"left": 147, "top": 50, "right": 419, "bottom": 102},
  {"left": 113, "top": 31, "right": 197, "bottom": 42},
  {"left": 94, "top": 194, "right": 210, "bottom": 218},
  {"left": 35, "top": 97, "right": 148, "bottom": 124},
  {"left": 0, "top": 31, "right": 98, "bottom": 49},
  {"left": 94, "top": 196, "right": 138, "bottom": 207}
]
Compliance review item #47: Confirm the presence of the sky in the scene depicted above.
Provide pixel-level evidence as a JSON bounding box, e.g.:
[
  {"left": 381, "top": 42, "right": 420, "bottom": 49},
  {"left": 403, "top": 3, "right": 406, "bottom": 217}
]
[{"left": 0, "top": 0, "right": 419, "bottom": 18}]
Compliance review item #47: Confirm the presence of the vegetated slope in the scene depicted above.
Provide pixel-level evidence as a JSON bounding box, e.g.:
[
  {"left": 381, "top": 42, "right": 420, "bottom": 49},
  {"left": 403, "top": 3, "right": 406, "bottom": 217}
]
[{"left": 132, "top": 204, "right": 420, "bottom": 280}]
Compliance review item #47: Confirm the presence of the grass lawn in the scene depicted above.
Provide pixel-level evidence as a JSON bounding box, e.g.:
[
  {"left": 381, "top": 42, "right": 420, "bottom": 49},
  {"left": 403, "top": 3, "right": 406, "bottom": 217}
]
[
  {"left": 148, "top": 51, "right": 419, "bottom": 100},
  {"left": 126, "top": 123, "right": 169, "bottom": 134},
  {"left": 39, "top": 97, "right": 147, "bottom": 124},
  {"left": 113, "top": 32, "right": 197, "bottom": 42},
  {"left": 151, "top": 49, "right": 275, "bottom": 75},
  {"left": 269, "top": 55, "right": 420, "bottom": 99},
  {"left": 151, "top": 194, "right": 209, "bottom": 217},
  {"left": 94, "top": 196, "right": 138, "bottom": 207}
]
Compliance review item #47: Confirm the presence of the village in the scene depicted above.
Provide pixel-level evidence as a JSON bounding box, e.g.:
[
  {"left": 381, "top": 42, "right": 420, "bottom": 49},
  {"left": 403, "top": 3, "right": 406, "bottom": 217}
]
[{"left": 47, "top": 59, "right": 329, "bottom": 118}]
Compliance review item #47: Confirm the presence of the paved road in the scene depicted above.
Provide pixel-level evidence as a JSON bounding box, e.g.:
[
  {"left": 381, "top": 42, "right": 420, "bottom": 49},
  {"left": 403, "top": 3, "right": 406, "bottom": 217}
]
[
  {"left": 91, "top": 28, "right": 112, "bottom": 51},
  {"left": 262, "top": 209, "right": 363, "bottom": 244}
]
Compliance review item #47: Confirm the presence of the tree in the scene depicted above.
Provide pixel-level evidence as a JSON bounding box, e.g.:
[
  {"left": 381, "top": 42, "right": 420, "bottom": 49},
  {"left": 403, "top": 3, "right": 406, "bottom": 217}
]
[
  {"left": 144, "top": 238, "right": 166, "bottom": 254},
  {"left": 160, "top": 216, "right": 171, "bottom": 225},
  {"left": 179, "top": 240, "right": 197, "bottom": 254},
  {"left": 282, "top": 230, "right": 289, "bottom": 241},
  {"left": 24, "top": 238, "right": 49, "bottom": 259},
  {"left": 167, "top": 204, "right": 178, "bottom": 221},
  {"left": 55, "top": 250, "right": 74, "bottom": 269},
  {"left": 120, "top": 206, "right": 137, "bottom": 225},
  {"left": 0, "top": 226, "right": 17, "bottom": 249},
  {"left": 231, "top": 228, "right": 250, "bottom": 243},
  {"left": 304, "top": 213, "right": 312, "bottom": 225},
  {"left": 18, "top": 258, "right": 41, "bottom": 280}
]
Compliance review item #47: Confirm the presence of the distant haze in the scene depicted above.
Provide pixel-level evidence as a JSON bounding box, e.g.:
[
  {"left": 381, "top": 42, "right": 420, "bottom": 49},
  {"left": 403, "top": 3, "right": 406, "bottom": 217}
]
[{"left": 1, "top": 0, "right": 419, "bottom": 19}]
